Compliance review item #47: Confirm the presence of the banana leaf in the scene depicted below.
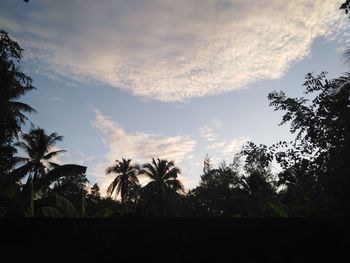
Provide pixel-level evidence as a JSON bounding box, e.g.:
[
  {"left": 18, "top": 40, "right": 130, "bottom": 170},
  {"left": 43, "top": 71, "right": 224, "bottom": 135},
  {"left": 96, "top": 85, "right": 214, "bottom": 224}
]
[
  {"left": 35, "top": 164, "right": 87, "bottom": 191},
  {"left": 55, "top": 194, "right": 79, "bottom": 217}
]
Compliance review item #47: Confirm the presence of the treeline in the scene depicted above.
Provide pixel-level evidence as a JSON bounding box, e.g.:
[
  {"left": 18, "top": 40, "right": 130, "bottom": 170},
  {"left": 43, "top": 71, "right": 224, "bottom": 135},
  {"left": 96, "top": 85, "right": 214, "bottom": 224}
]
[{"left": 1, "top": 5, "right": 350, "bottom": 217}]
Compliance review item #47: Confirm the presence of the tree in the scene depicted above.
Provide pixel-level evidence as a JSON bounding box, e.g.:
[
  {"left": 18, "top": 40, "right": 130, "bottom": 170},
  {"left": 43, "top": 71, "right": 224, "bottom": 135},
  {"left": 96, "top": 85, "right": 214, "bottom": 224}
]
[
  {"left": 184, "top": 160, "right": 242, "bottom": 217},
  {"left": 240, "top": 142, "right": 287, "bottom": 217},
  {"left": 182, "top": 152, "right": 285, "bottom": 217},
  {"left": 89, "top": 183, "right": 101, "bottom": 201},
  {"left": 0, "top": 30, "right": 36, "bottom": 212},
  {"left": 139, "top": 158, "right": 184, "bottom": 216},
  {"left": 50, "top": 172, "right": 90, "bottom": 209},
  {"left": 106, "top": 158, "right": 139, "bottom": 204},
  {"left": 0, "top": 30, "right": 35, "bottom": 186},
  {"left": 268, "top": 71, "right": 350, "bottom": 215},
  {"left": 14, "top": 127, "right": 66, "bottom": 184}
]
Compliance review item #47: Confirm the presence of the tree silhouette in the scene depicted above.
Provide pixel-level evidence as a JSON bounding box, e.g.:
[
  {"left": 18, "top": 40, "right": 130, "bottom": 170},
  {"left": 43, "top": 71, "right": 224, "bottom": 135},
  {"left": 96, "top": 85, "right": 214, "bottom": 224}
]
[
  {"left": 139, "top": 158, "right": 184, "bottom": 216},
  {"left": 89, "top": 183, "right": 101, "bottom": 201},
  {"left": 0, "top": 30, "right": 35, "bottom": 212},
  {"left": 0, "top": 30, "right": 35, "bottom": 187},
  {"left": 48, "top": 171, "right": 90, "bottom": 211},
  {"left": 14, "top": 127, "right": 66, "bottom": 184},
  {"left": 268, "top": 72, "right": 350, "bottom": 216},
  {"left": 106, "top": 158, "right": 139, "bottom": 204}
]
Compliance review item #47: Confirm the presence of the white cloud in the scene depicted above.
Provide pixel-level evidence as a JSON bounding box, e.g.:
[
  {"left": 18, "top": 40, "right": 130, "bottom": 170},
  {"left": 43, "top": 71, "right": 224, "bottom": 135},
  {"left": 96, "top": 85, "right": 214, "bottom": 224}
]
[
  {"left": 1, "top": 0, "right": 347, "bottom": 102},
  {"left": 198, "top": 120, "right": 222, "bottom": 142},
  {"left": 91, "top": 110, "right": 197, "bottom": 195},
  {"left": 199, "top": 120, "right": 249, "bottom": 155},
  {"left": 207, "top": 137, "right": 250, "bottom": 155}
]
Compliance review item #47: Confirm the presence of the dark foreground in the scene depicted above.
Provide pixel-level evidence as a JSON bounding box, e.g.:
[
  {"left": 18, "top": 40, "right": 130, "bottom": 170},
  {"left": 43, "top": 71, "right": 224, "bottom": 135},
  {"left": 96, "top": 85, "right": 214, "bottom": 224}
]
[{"left": 1, "top": 218, "right": 349, "bottom": 262}]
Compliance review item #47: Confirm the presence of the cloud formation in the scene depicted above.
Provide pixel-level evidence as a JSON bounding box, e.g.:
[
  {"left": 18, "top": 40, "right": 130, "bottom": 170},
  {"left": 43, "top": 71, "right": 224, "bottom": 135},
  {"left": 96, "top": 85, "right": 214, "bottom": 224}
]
[
  {"left": 207, "top": 137, "right": 250, "bottom": 155},
  {"left": 198, "top": 120, "right": 222, "bottom": 142},
  {"left": 91, "top": 110, "right": 197, "bottom": 194},
  {"left": 199, "top": 120, "right": 249, "bottom": 155},
  {"left": 1, "top": 0, "right": 346, "bottom": 101}
]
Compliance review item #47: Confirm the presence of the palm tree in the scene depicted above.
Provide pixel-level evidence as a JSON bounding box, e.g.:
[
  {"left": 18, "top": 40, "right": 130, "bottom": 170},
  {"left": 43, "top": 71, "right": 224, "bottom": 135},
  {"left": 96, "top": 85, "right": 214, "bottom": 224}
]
[
  {"left": 106, "top": 158, "right": 139, "bottom": 204},
  {"left": 7, "top": 127, "right": 86, "bottom": 217},
  {"left": 0, "top": 30, "right": 35, "bottom": 182},
  {"left": 14, "top": 127, "right": 66, "bottom": 183},
  {"left": 139, "top": 158, "right": 184, "bottom": 216}
]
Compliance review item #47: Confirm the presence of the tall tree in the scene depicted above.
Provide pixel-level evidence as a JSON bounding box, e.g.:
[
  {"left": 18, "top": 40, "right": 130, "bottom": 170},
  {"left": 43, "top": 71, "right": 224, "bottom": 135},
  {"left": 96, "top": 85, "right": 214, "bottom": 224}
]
[
  {"left": 0, "top": 30, "right": 35, "bottom": 182},
  {"left": 268, "top": 72, "right": 350, "bottom": 215},
  {"left": 139, "top": 158, "right": 184, "bottom": 216},
  {"left": 106, "top": 158, "right": 139, "bottom": 204},
  {"left": 0, "top": 30, "right": 35, "bottom": 210},
  {"left": 14, "top": 127, "right": 66, "bottom": 184}
]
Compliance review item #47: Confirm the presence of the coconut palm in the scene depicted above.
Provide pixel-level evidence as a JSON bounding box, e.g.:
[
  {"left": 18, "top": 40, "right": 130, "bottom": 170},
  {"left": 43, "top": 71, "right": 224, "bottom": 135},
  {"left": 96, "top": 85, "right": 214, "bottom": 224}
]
[
  {"left": 106, "top": 158, "right": 139, "bottom": 204},
  {"left": 14, "top": 127, "right": 66, "bottom": 183},
  {"left": 139, "top": 158, "right": 184, "bottom": 216},
  {"left": 0, "top": 30, "right": 35, "bottom": 181}
]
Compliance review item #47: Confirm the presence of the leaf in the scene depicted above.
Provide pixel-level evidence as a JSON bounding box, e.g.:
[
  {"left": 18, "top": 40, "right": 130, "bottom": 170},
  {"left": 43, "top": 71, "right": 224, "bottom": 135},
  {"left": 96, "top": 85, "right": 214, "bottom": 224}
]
[
  {"left": 55, "top": 195, "right": 78, "bottom": 217},
  {"left": 266, "top": 200, "right": 288, "bottom": 217},
  {"left": 36, "top": 164, "right": 87, "bottom": 191},
  {"left": 42, "top": 207, "right": 63, "bottom": 218}
]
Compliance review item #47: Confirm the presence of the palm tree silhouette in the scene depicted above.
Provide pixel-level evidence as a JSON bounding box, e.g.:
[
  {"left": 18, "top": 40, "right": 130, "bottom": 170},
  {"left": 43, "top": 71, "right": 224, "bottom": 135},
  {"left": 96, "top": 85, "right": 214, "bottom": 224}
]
[
  {"left": 139, "top": 158, "right": 184, "bottom": 216},
  {"left": 106, "top": 158, "right": 139, "bottom": 204},
  {"left": 14, "top": 127, "right": 66, "bottom": 183},
  {"left": 0, "top": 30, "right": 35, "bottom": 179}
]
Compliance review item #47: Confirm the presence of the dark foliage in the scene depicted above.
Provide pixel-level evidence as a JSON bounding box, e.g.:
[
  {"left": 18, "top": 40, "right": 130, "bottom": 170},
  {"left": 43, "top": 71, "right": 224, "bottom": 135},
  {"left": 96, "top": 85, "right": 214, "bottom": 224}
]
[{"left": 0, "top": 30, "right": 35, "bottom": 211}]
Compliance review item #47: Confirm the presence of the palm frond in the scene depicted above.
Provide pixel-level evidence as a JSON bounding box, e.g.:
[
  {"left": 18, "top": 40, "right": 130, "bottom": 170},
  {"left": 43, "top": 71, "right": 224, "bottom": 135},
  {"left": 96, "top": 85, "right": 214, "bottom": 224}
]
[
  {"left": 164, "top": 160, "right": 175, "bottom": 172},
  {"left": 12, "top": 156, "right": 29, "bottom": 165},
  {"left": 11, "top": 162, "right": 33, "bottom": 181},
  {"left": 9, "top": 101, "right": 36, "bottom": 113},
  {"left": 48, "top": 162, "right": 60, "bottom": 169},
  {"left": 164, "top": 167, "right": 181, "bottom": 181},
  {"left": 47, "top": 132, "right": 64, "bottom": 145},
  {"left": 139, "top": 168, "right": 156, "bottom": 180},
  {"left": 36, "top": 164, "right": 87, "bottom": 191},
  {"left": 43, "top": 150, "right": 66, "bottom": 160},
  {"left": 106, "top": 176, "right": 120, "bottom": 197},
  {"left": 142, "top": 163, "right": 158, "bottom": 180},
  {"left": 14, "top": 141, "right": 34, "bottom": 156},
  {"left": 106, "top": 164, "right": 119, "bottom": 174},
  {"left": 166, "top": 179, "right": 185, "bottom": 194}
]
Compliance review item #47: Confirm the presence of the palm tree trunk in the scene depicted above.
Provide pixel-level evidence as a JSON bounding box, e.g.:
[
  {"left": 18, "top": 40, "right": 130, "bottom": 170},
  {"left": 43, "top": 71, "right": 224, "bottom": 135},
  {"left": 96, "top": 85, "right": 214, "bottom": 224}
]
[{"left": 27, "top": 180, "right": 34, "bottom": 217}]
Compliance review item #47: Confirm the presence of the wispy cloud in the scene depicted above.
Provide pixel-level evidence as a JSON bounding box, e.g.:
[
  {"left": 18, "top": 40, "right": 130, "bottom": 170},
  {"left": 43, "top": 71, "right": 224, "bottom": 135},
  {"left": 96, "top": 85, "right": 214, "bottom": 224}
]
[
  {"left": 1, "top": 0, "right": 347, "bottom": 102},
  {"left": 198, "top": 120, "right": 222, "bottom": 142},
  {"left": 207, "top": 137, "right": 250, "bottom": 155},
  {"left": 199, "top": 120, "right": 249, "bottom": 156},
  {"left": 91, "top": 109, "right": 197, "bottom": 194}
]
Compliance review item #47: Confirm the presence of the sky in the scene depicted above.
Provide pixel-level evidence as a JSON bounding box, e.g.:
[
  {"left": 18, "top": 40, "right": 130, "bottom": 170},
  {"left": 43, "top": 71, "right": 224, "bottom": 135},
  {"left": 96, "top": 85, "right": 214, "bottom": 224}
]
[{"left": 1, "top": 0, "right": 350, "bottom": 195}]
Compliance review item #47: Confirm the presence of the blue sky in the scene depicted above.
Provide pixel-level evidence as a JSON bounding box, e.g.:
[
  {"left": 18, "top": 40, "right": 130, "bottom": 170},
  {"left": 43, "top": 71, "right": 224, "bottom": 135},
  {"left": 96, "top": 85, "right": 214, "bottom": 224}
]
[{"left": 1, "top": 0, "right": 349, "bottom": 194}]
